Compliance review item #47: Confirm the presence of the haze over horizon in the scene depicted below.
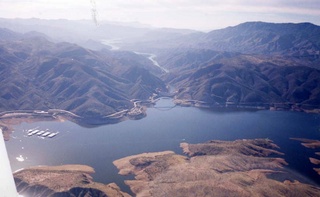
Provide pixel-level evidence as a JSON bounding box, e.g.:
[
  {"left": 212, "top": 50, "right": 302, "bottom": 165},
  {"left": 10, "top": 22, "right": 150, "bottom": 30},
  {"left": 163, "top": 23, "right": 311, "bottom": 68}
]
[{"left": 1, "top": 0, "right": 320, "bottom": 31}]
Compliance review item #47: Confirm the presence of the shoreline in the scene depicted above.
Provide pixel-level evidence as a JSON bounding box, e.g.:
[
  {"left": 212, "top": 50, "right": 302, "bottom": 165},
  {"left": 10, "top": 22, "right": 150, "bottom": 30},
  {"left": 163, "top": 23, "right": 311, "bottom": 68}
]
[
  {"left": 113, "top": 139, "right": 320, "bottom": 196},
  {"left": 3, "top": 103, "right": 320, "bottom": 195},
  {"left": 1, "top": 98, "right": 319, "bottom": 139},
  {"left": 0, "top": 100, "right": 151, "bottom": 140},
  {"left": 14, "top": 164, "right": 130, "bottom": 197},
  {"left": 173, "top": 99, "right": 320, "bottom": 114},
  {"left": 0, "top": 99, "right": 151, "bottom": 122},
  {"left": 1, "top": 99, "right": 319, "bottom": 125}
]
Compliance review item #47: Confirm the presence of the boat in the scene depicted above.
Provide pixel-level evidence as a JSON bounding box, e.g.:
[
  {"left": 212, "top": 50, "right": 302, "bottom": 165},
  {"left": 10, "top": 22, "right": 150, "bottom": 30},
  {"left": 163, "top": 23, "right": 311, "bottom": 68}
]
[
  {"left": 41, "top": 131, "right": 51, "bottom": 137},
  {"left": 27, "top": 127, "right": 39, "bottom": 133},
  {"left": 36, "top": 130, "right": 45, "bottom": 135},
  {"left": 28, "top": 129, "right": 40, "bottom": 136},
  {"left": 27, "top": 132, "right": 34, "bottom": 136},
  {"left": 48, "top": 132, "right": 58, "bottom": 138}
]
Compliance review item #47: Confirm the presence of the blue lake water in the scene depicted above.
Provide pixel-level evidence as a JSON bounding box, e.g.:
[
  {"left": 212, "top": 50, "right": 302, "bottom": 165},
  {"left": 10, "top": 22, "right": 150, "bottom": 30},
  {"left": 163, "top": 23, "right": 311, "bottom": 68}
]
[{"left": 5, "top": 98, "right": 320, "bottom": 193}]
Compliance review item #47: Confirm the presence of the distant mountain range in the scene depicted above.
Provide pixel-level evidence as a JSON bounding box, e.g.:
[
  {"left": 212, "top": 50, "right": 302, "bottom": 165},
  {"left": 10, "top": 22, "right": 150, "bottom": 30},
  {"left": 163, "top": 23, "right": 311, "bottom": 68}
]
[
  {"left": 155, "top": 22, "right": 320, "bottom": 111},
  {"left": 0, "top": 19, "right": 319, "bottom": 120},
  {"left": 0, "top": 18, "right": 197, "bottom": 50},
  {"left": 198, "top": 22, "right": 320, "bottom": 55}
]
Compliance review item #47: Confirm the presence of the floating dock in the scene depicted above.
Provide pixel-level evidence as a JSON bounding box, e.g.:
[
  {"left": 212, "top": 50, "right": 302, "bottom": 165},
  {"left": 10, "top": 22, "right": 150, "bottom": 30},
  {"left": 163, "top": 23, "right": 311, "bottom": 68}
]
[
  {"left": 48, "top": 132, "right": 58, "bottom": 138},
  {"left": 27, "top": 129, "right": 39, "bottom": 136},
  {"left": 41, "top": 131, "right": 51, "bottom": 137},
  {"left": 36, "top": 130, "right": 45, "bottom": 135}
]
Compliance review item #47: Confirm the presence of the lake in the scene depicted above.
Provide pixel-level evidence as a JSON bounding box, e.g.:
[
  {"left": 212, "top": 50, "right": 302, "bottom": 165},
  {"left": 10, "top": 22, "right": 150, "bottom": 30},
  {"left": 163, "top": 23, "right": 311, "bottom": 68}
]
[{"left": 5, "top": 98, "right": 320, "bottom": 194}]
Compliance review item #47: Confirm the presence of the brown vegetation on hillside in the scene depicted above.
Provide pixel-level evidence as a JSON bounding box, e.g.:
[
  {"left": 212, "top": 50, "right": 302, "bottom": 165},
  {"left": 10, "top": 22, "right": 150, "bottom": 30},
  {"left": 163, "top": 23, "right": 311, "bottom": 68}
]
[
  {"left": 14, "top": 165, "right": 130, "bottom": 197},
  {"left": 114, "top": 139, "right": 320, "bottom": 197}
]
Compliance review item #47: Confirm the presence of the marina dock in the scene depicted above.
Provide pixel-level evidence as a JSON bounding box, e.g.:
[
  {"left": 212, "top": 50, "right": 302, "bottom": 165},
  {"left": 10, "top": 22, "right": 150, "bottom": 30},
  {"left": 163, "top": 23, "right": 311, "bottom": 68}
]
[{"left": 27, "top": 128, "right": 58, "bottom": 138}]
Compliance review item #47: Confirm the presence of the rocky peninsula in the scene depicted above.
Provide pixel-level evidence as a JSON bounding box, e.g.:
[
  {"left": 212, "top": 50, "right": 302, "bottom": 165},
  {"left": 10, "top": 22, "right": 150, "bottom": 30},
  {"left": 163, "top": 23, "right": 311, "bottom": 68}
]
[
  {"left": 14, "top": 165, "right": 130, "bottom": 197},
  {"left": 114, "top": 139, "right": 320, "bottom": 197},
  {"left": 9, "top": 139, "right": 320, "bottom": 196}
]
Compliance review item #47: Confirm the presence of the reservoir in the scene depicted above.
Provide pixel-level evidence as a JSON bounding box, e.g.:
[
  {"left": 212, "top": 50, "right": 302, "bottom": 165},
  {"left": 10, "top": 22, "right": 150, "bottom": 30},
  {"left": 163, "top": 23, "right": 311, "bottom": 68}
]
[{"left": 5, "top": 98, "right": 320, "bottom": 193}]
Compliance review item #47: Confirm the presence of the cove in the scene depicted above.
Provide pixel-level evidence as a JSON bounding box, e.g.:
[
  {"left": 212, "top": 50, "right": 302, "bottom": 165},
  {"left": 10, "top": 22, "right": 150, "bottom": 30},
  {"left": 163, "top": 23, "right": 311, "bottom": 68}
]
[{"left": 5, "top": 98, "right": 320, "bottom": 193}]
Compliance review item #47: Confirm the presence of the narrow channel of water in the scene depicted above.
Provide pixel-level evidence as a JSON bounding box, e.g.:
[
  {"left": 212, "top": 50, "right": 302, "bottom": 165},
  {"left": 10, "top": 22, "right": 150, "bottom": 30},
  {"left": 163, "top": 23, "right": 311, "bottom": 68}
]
[
  {"left": 100, "top": 39, "right": 169, "bottom": 73},
  {"left": 133, "top": 51, "right": 169, "bottom": 73}
]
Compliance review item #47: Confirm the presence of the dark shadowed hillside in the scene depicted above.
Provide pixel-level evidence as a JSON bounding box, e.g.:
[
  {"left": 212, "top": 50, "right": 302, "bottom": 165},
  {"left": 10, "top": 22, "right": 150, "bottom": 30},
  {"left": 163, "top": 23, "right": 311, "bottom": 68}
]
[
  {"left": 186, "top": 22, "right": 320, "bottom": 68},
  {"left": 169, "top": 55, "right": 320, "bottom": 111},
  {"left": 201, "top": 22, "right": 320, "bottom": 54},
  {"left": 150, "top": 22, "right": 320, "bottom": 112}
]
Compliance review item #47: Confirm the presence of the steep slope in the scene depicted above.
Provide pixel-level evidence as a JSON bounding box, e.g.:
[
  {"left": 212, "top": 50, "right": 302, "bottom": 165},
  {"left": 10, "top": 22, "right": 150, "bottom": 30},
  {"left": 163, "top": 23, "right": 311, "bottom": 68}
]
[
  {"left": 158, "top": 49, "right": 240, "bottom": 73},
  {"left": 122, "top": 66, "right": 167, "bottom": 99},
  {"left": 1, "top": 21, "right": 320, "bottom": 115},
  {"left": 195, "top": 22, "right": 320, "bottom": 62},
  {"left": 172, "top": 59, "right": 320, "bottom": 111},
  {"left": 138, "top": 22, "right": 320, "bottom": 71},
  {"left": 0, "top": 29, "right": 166, "bottom": 119},
  {"left": 155, "top": 22, "right": 320, "bottom": 112}
]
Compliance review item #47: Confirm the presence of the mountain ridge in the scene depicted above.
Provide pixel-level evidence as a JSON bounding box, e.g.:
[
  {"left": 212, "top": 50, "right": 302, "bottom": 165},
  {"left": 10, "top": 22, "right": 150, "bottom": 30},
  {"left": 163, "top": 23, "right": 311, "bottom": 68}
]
[
  {"left": 197, "top": 21, "right": 320, "bottom": 57},
  {"left": 0, "top": 20, "right": 320, "bottom": 122},
  {"left": 0, "top": 28, "right": 166, "bottom": 121}
]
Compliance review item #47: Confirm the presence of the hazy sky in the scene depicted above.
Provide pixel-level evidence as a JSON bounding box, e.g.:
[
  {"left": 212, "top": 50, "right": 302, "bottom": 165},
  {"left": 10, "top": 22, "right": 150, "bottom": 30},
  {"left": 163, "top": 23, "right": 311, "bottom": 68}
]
[{"left": 1, "top": 0, "right": 320, "bottom": 31}]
